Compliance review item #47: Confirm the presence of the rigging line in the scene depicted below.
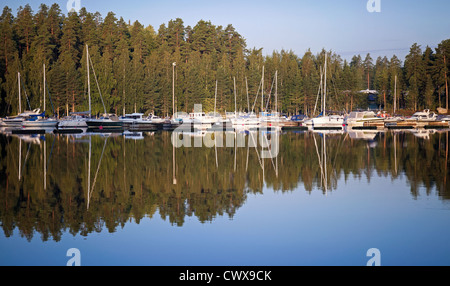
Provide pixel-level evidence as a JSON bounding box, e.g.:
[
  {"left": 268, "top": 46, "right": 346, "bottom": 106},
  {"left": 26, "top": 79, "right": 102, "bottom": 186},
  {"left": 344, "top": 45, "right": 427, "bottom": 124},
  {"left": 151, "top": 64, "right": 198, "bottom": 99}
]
[
  {"left": 46, "top": 135, "right": 56, "bottom": 171},
  {"left": 45, "top": 80, "right": 56, "bottom": 116},
  {"left": 249, "top": 131, "right": 263, "bottom": 169},
  {"left": 20, "top": 78, "right": 32, "bottom": 111},
  {"left": 3, "top": 73, "right": 15, "bottom": 115},
  {"left": 245, "top": 135, "right": 249, "bottom": 172},
  {"left": 3, "top": 96, "right": 12, "bottom": 117},
  {"left": 88, "top": 54, "right": 107, "bottom": 115},
  {"left": 251, "top": 77, "right": 262, "bottom": 113},
  {"left": 263, "top": 132, "right": 277, "bottom": 173},
  {"left": 330, "top": 76, "right": 341, "bottom": 113},
  {"left": 313, "top": 66, "right": 323, "bottom": 117},
  {"left": 89, "top": 136, "right": 108, "bottom": 204},
  {"left": 265, "top": 75, "right": 276, "bottom": 111},
  {"left": 331, "top": 133, "right": 349, "bottom": 174},
  {"left": 20, "top": 142, "right": 32, "bottom": 180},
  {"left": 6, "top": 139, "right": 18, "bottom": 176},
  {"left": 313, "top": 133, "right": 326, "bottom": 188},
  {"left": 245, "top": 77, "right": 250, "bottom": 112}
]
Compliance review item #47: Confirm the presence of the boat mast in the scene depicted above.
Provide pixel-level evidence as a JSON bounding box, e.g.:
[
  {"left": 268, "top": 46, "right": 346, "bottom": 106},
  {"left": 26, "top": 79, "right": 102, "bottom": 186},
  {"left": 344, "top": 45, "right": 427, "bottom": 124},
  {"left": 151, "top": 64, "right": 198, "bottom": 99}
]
[
  {"left": 262, "top": 66, "right": 264, "bottom": 113},
  {"left": 43, "top": 64, "right": 46, "bottom": 115},
  {"left": 87, "top": 136, "right": 91, "bottom": 209},
  {"left": 172, "top": 62, "right": 176, "bottom": 118},
  {"left": 275, "top": 70, "right": 278, "bottom": 116},
  {"left": 394, "top": 75, "right": 397, "bottom": 114},
  {"left": 234, "top": 77, "right": 237, "bottom": 119},
  {"left": 18, "top": 72, "right": 21, "bottom": 114},
  {"left": 245, "top": 76, "right": 250, "bottom": 113},
  {"left": 214, "top": 80, "right": 217, "bottom": 116},
  {"left": 323, "top": 53, "right": 327, "bottom": 115},
  {"left": 86, "top": 44, "right": 91, "bottom": 116}
]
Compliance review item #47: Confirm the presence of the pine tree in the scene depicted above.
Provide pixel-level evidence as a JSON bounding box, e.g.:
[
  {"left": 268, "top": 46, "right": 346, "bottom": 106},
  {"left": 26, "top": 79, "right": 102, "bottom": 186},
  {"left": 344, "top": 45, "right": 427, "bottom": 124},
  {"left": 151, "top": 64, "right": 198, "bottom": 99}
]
[
  {"left": 129, "top": 20, "right": 146, "bottom": 113},
  {"left": 15, "top": 4, "right": 35, "bottom": 56},
  {"left": 435, "top": 39, "right": 450, "bottom": 110},
  {"left": 56, "top": 11, "right": 82, "bottom": 116},
  {"left": 404, "top": 43, "right": 425, "bottom": 110},
  {"left": 363, "top": 53, "right": 374, "bottom": 90},
  {"left": 388, "top": 55, "right": 402, "bottom": 111},
  {"left": 114, "top": 17, "right": 130, "bottom": 115},
  {"left": 0, "top": 6, "right": 16, "bottom": 75}
]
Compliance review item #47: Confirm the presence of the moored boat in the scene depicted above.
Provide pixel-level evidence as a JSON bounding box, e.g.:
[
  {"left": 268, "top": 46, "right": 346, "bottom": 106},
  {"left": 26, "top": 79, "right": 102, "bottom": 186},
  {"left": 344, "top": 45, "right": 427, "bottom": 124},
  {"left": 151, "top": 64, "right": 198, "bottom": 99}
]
[{"left": 344, "top": 110, "right": 384, "bottom": 127}]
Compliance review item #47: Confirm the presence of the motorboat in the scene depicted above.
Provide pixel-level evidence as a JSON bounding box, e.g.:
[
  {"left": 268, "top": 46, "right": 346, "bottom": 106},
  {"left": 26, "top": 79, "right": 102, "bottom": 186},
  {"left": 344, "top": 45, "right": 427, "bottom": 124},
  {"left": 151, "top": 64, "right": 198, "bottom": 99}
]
[
  {"left": 58, "top": 112, "right": 89, "bottom": 128},
  {"left": 409, "top": 109, "right": 437, "bottom": 122},
  {"left": 86, "top": 114, "right": 123, "bottom": 129},
  {"left": 304, "top": 114, "right": 345, "bottom": 129},
  {"left": 22, "top": 112, "right": 58, "bottom": 128},
  {"left": 344, "top": 111, "right": 384, "bottom": 127},
  {"left": 1, "top": 108, "right": 42, "bottom": 127},
  {"left": 119, "top": 113, "right": 156, "bottom": 130}
]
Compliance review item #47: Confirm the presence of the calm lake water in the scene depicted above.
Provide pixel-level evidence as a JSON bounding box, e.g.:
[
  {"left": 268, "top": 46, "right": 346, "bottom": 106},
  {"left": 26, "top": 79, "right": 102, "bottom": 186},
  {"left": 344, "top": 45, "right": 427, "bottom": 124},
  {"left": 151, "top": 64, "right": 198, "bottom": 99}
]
[{"left": 1, "top": 128, "right": 450, "bottom": 266}]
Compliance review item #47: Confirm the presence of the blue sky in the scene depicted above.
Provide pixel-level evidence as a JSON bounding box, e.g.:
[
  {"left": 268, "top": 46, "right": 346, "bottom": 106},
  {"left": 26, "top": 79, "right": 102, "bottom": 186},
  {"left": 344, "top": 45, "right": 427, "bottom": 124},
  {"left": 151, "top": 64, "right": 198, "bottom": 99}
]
[{"left": 4, "top": 0, "right": 450, "bottom": 62}]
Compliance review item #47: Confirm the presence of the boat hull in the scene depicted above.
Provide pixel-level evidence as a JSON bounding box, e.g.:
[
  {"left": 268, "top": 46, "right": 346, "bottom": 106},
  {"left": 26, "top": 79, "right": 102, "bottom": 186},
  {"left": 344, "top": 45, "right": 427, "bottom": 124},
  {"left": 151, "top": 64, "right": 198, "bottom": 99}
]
[
  {"left": 22, "top": 120, "right": 58, "bottom": 128},
  {"left": 86, "top": 119, "right": 123, "bottom": 129},
  {"left": 305, "top": 116, "right": 345, "bottom": 129},
  {"left": 58, "top": 120, "right": 88, "bottom": 128},
  {"left": 1, "top": 118, "right": 24, "bottom": 127}
]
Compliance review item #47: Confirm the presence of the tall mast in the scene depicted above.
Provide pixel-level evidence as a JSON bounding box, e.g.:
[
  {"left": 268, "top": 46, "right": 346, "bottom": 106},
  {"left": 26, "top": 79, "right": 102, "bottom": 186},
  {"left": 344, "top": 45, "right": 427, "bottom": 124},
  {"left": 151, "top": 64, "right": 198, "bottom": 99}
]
[
  {"left": 245, "top": 76, "right": 250, "bottom": 113},
  {"left": 86, "top": 44, "right": 91, "bottom": 115},
  {"left": 324, "top": 53, "right": 327, "bottom": 115},
  {"left": 234, "top": 76, "right": 237, "bottom": 118},
  {"left": 394, "top": 75, "right": 397, "bottom": 114},
  {"left": 262, "top": 66, "right": 264, "bottom": 113},
  {"left": 214, "top": 80, "right": 217, "bottom": 116},
  {"left": 172, "top": 62, "right": 176, "bottom": 117},
  {"left": 445, "top": 54, "right": 448, "bottom": 111},
  {"left": 43, "top": 64, "right": 46, "bottom": 115},
  {"left": 18, "top": 72, "right": 21, "bottom": 114},
  {"left": 275, "top": 70, "right": 278, "bottom": 116}
]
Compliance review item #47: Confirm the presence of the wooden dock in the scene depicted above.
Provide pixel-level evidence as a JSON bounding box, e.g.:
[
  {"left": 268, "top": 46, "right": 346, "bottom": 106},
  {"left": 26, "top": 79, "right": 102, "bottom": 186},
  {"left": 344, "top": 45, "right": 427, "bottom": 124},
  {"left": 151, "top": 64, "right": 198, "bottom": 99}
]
[{"left": 423, "top": 121, "right": 449, "bottom": 129}]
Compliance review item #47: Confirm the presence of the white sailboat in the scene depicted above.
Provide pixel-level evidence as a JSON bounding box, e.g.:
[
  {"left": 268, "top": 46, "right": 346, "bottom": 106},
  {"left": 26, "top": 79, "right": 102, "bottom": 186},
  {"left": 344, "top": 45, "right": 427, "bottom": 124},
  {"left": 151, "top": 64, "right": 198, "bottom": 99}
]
[
  {"left": 304, "top": 53, "right": 345, "bottom": 130},
  {"left": 84, "top": 45, "right": 123, "bottom": 130},
  {"left": 1, "top": 72, "right": 41, "bottom": 127},
  {"left": 231, "top": 74, "right": 261, "bottom": 130},
  {"left": 22, "top": 64, "right": 58, "bottom": 129},
  {"left": 57, "top": 49, "right": 89, "bottom": 129}
]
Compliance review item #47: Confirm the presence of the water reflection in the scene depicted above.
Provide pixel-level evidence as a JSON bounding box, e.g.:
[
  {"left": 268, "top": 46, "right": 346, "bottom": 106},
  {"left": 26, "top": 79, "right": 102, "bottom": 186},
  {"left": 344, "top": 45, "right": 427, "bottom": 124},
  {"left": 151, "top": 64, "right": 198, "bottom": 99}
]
[{"left": 0, "top": 129, "right": 449, "bottom": 241}]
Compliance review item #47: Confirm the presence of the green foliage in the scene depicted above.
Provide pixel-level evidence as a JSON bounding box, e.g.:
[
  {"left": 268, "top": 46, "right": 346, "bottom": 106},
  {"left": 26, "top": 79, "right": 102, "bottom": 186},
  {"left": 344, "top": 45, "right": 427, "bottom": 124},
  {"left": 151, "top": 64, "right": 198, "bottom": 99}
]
[{"left": 0, "top": 4, "right": 449, "bottom": 117}]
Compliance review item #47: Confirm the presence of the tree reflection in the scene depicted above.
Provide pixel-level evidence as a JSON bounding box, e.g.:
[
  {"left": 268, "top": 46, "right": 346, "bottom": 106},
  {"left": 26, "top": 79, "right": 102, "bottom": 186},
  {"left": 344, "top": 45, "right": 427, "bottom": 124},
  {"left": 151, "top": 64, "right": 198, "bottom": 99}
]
[{"left": 0, "top": 129, "right": 449, "bottom": 241}]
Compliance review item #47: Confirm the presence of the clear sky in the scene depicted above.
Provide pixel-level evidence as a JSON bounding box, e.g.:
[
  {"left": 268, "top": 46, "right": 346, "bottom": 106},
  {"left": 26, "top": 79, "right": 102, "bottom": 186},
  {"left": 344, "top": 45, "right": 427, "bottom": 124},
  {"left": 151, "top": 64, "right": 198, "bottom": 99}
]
[{"left": 4, "top": 0, "right": 450, "bottom": 62}]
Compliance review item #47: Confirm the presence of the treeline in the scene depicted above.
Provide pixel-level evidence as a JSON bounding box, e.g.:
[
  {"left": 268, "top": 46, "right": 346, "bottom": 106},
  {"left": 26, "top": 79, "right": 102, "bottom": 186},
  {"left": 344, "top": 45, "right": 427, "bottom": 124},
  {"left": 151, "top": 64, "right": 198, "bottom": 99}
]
[{"left": 0, "top": 3, "right": 449, "bottom": 117}]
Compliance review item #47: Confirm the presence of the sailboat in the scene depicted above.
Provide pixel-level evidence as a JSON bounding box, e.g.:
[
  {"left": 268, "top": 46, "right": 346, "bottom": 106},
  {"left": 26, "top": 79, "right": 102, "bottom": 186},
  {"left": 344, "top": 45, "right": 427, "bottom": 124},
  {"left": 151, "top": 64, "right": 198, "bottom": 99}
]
[
  {"left": 1, "top": 72, "right": 42, "bottom": 127},
  {"left": 303, "top": 53, "right": 345, "bottom": 130},
  {"left": 182, "top": 81, "right": 223, "bottom": 130},
  {"left": 22, "top": 64, "right": 58, "bottom": 129},
  {"left": 84, "top": 45, "right": 123, "bottom": 130},
  {"left": 231, "top": 74, "right": 261, "bottom": 130},
  {"left": 259, "top": 70, "right": 286, "bottom": 129}
]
